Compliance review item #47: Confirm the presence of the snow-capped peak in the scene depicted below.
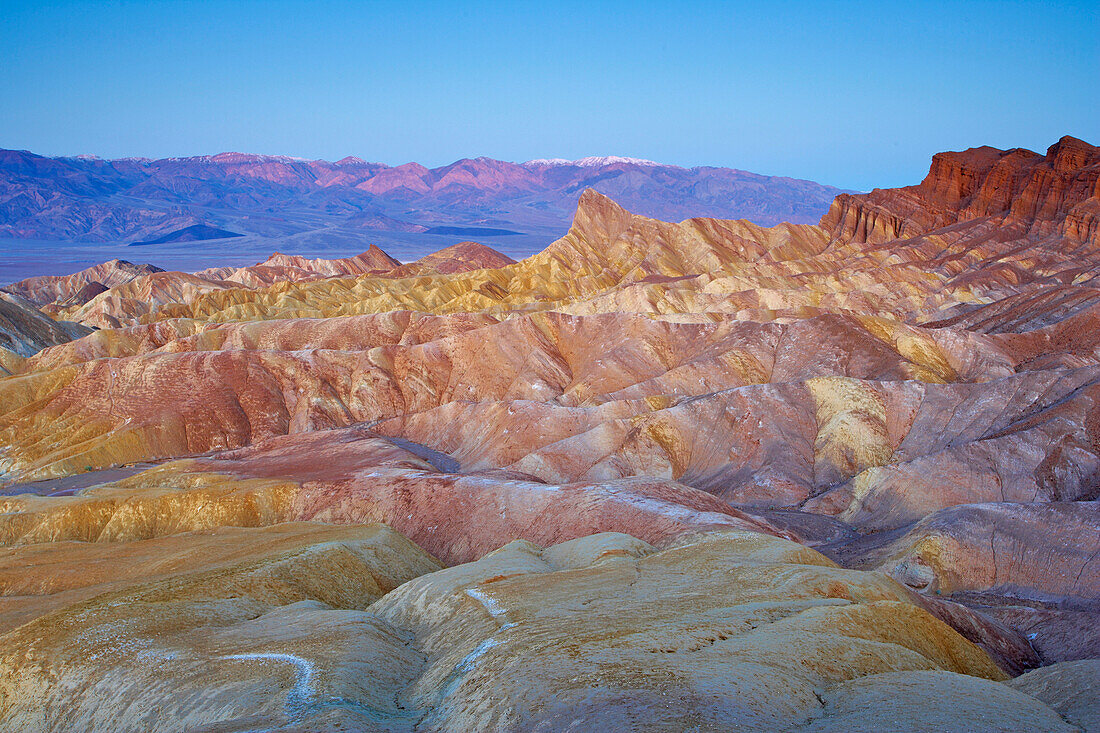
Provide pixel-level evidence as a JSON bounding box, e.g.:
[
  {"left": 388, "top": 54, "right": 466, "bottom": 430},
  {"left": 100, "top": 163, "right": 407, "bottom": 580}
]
[
  {"left": 523, "top": 158, "right": 573, "bottom": 167},
  {"left": 157, "top": 152, "right": 313, "bottom": 164},
  {"left": 524, "top": 156, "right": 661, "bottom": 168},
  {"left": 574, "top": 156, "right": 659, "bottom": 167}
]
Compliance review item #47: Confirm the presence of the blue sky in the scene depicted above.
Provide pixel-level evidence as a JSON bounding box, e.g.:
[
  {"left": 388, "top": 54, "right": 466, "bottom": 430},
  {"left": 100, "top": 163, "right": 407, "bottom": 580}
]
[{"left": 1, "top": 0, "right": 1096, "bottom": 190}]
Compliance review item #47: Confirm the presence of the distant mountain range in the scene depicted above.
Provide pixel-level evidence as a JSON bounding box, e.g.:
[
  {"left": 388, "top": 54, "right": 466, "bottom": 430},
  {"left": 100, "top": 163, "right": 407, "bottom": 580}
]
[{"left": 0, "top": 149, "right": 850, "bottom": 250}]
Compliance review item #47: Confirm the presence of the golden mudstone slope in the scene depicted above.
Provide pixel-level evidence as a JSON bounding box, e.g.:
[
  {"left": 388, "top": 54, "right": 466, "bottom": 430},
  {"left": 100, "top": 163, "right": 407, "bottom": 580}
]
[
  {"left": 88, "top": 137, "right": 1097, "bottom": 327},
  {"left": 124, "top": 191, "right": 830, "bottom": 324},
  {"left": 0, "top": 427, "right": 788, "bottom": 564},
  {"left": 0, "top": 526, "right": 1079, "bottom": 731},
  {"left": 23, "top": 242, "right": 516, "bottom": 328},
  {"left": 0, "top": 520, "right": 442, "bottom": 633},
  {"left": 193, "top": 245, "right": 403, "bottom": 288},
  {"left": 12, "top": 136, "right": 1097, "bottom": 332},
  {"left": 0, "top": 307, "right": 1045, "bottom": 483},
  {"left": 0, "top": 138, "right": 1099, "bottom": 730}
]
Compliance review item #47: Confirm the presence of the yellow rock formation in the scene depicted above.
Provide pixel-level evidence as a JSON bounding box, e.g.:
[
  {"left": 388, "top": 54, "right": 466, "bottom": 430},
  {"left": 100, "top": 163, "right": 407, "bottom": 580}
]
[{"left": 0, "top": 528, "right": 1075, "bottom": 731}]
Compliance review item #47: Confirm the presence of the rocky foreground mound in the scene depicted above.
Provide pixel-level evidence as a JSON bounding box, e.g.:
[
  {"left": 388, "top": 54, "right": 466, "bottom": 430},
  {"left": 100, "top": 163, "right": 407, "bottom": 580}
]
[{"left": 1, "top": 137, "right": 1099, "bottom": 731}]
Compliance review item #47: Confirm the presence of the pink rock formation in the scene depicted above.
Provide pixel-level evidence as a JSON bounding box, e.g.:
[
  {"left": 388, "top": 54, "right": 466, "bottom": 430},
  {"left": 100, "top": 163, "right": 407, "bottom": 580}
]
[
  {"left": 3, "top": 258, "right": 163, "bottom": 306},
  {"left": 0, "top": 137, "right": 1099, "bottom": 729}
]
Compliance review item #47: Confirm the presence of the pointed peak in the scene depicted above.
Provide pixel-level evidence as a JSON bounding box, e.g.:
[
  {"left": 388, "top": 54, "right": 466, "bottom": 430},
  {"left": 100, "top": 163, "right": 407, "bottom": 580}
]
[
  {"left": 392, "top": 161, "right": 430, "bottom": 173},
  {"left": 571, "top": 189, "right": 633, "bottom": 235},
  {"left": 1046, "top": 135, "right": 1097, "bottom": 158},
  {"left": 577, "top": 188, "right": 628, "bottom": 213},
  {"left": 1046, "top": 135, "right": 1098, "bottom": 173},
  {"left": 362, "top": 244, "right": 402, "bottom": 268},
  {"left": 1051, "top": 134, "right": 1094, "bottom": 149},
  {"left": 431, "top": 240, "right": 516, "bottom": 261}
]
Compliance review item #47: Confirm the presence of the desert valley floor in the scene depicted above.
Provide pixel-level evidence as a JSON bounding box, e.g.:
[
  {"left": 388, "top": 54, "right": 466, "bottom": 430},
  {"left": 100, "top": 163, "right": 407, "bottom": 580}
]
[{"left": 0, "top": 137, "right": 1099, "bottom": 731}]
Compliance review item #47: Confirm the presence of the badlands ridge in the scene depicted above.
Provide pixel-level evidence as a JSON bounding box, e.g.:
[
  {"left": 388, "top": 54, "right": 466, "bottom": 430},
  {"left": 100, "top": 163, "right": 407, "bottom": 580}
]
[{"left": 0, "top": 137, "right": 1099, "bottom": 731}]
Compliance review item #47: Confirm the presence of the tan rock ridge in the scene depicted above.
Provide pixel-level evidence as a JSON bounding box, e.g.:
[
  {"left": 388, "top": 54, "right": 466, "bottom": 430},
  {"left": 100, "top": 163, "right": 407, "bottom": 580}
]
[
  {"left": 0, "top": 520, "right": 442, "bottom": 633},
  {"left": 0, "top": 520, "right": 442, "bottom": 731},
  {"left": 9, "top": 137, "right": 1100, "bottom": 333},
  {"left": 10, "top": 242, "right": 517, "bottom": 329},
  {"left": 0, "top": 137, "right": 1099, "bottom": 729},
  {"left": 0, "top": 427, "right": 788, "bottom": 564},
  {"left": 194, "top": 244, "right": 403, "bottom": 287},
  {"left": 52, "top": 269, "right": 236, "bottom": 329},
  {"left": 1009, "top": 660, "right": 1100, "bottom": 731},
  {"left": 0, "top": 309, "right": 1038, "bottom": 483},
  {"left": 2, "top": 258, "right": 163, "bottom": 306},
  {"left": 196, "top": 242, "right": 516, "bottom": 287},
  {"left": 384, "top": 240, "right": 517, "bottom": 277},
  {"left": 0, "top": 291, "right": 89, "bottom": 362},
  {"left": 0, "top": 527, "right": 1078, "bottom": 731}
]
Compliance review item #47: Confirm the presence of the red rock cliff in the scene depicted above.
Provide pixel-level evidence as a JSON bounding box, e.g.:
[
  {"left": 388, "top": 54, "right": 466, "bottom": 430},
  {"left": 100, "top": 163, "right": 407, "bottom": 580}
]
[{"left": 821, "top": 136, "right": 1100, "bottom": 245}]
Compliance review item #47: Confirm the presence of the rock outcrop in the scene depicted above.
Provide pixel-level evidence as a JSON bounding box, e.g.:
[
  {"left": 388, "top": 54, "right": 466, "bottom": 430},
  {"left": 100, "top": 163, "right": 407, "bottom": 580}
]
[
  {"left": 0, "top": 527, "right": 1079, "bottom": 731},
  {"left": 194, "top": 245, "right": 403, "bottom": 287},
  {"left": 2, "top": 258, "right": 163, "bottom": 305},
  {"left": 385, "top": 241, "right": 517, "bottom": 277},
  {"left": 0, "top": 292, "right": 89, "bottom": 361},
  {"left": 1009, "top": 660, "right": 1100, "bottom": 731},
  {"left": 0, "top": 137, "right": 1098, "bottom": 729},
  {"left": 821, "top": 135, "right": 1100, "bottom": 246}
]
